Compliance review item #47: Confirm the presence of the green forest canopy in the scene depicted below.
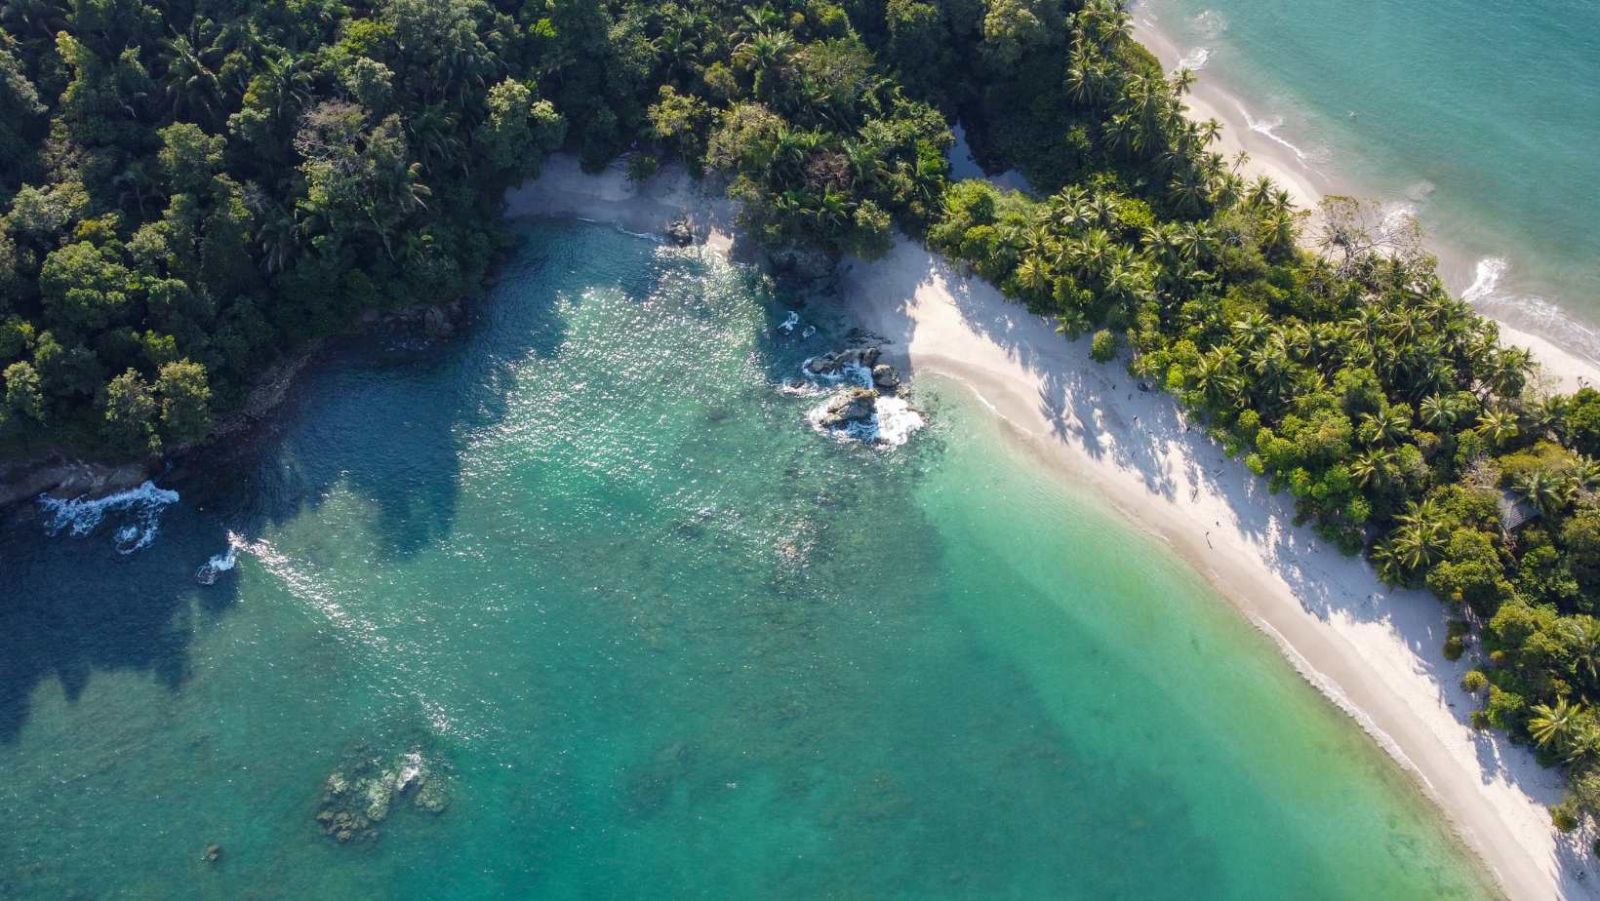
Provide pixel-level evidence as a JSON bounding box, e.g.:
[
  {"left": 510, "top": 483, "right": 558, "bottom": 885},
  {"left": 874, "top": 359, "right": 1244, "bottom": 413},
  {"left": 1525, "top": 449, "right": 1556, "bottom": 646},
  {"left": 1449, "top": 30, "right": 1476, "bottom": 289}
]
[{"left": 5, "top": 0, "right": 1600, "bottom": 841}]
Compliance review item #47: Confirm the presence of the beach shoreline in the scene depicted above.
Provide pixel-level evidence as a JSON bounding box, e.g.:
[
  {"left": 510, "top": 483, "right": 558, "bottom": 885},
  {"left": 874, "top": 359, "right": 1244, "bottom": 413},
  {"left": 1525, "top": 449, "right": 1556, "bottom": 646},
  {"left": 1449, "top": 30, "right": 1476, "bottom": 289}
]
[
  {"left": 508, "top": 154, "right": 1600, "bottom": 900},
  {"left": 1132, "top": 16, "right": 1600, "bottom": 395},
  {"left": 838, "top": 243, "right": 1588, "bottom": 901}
]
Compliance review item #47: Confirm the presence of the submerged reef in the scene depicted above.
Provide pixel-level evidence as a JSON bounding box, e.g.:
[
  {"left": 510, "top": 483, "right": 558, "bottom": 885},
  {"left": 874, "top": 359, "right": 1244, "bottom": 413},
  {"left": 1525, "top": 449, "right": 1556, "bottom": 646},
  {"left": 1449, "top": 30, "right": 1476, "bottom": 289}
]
[{"left": 316, "top": 747, "right": 449, "bottom": 843}]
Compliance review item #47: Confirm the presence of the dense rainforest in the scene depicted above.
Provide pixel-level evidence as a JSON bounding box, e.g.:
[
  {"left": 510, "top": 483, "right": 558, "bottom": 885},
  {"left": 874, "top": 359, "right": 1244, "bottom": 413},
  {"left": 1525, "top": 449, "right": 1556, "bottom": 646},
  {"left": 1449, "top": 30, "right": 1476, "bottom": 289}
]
[{"left": 3, "top": 0, "right": 1600, "bottom": 841}]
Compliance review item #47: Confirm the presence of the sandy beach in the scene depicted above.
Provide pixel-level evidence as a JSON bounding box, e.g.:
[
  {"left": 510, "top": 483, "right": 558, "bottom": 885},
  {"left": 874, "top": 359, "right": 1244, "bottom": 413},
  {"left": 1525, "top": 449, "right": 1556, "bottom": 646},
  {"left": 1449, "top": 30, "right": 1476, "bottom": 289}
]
[
  {"left": 1133, "top": 18, "right": 1600, "bottom": 397},
  {"left": 841, "top": 243, "right": 1592, "bottom": 901},
  {"left": 508, "top": 153, "right": 1600, "bottom": 899}
]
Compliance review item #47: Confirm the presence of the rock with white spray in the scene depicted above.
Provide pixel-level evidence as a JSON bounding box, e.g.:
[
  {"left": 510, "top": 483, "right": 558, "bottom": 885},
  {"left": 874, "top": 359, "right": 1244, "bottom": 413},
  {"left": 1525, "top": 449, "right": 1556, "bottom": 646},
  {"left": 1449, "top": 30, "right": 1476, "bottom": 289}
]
[{"left": 816, "top": 387, "right": 879, "bottom": 429}]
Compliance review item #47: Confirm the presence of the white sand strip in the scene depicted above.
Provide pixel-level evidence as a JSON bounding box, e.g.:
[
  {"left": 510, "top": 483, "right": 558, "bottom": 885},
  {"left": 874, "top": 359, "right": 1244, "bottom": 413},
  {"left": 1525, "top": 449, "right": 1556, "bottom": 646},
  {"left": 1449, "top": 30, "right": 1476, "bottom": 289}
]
[
  {"left": 1134, "top": 17, "right": 1600, "bottom": 395},
  {"left": 506, "top": 156, "right": 1598, "bottom": 900}
]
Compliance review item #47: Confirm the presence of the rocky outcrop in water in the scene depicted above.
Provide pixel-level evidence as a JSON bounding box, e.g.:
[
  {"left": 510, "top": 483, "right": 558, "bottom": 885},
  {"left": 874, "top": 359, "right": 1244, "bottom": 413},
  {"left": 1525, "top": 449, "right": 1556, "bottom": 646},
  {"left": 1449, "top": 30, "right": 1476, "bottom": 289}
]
[
  {"left": 806, "top": 345, "right": 880, "bottom": 379},
  {"left": 665, "top": 217, "right": 695, "bottom": 246},
  {"left": 816, "top": 387, "right": 879, "bottom": 429},
  {"left": 0, "top": 457, "right": 152, "bottom": 512},
  {"left": 799, "top": 334, "right": 922, "bottom": 446},
  {"left": 316, "top": 749, "right": 448, "bottom": 843},
  {"left": 870, "top": 364, "right": 900, "bottom": 391}
]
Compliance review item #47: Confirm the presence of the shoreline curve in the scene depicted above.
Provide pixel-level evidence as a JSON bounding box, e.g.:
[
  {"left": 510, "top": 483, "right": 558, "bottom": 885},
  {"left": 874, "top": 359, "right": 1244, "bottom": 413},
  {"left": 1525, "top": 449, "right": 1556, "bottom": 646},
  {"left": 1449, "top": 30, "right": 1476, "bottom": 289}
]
[{"left": 507, "top": 153, "right": 1597, "bottom": 901}]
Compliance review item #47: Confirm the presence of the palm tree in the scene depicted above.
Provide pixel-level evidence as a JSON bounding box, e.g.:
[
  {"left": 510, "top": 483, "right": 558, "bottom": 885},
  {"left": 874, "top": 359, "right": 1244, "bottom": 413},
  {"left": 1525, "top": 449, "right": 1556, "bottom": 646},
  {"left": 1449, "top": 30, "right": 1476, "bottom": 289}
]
[
  {"left": 1419, "top": 394, "right": 1458, "bottom": 431},
  {"left": 1141, "top": 223, "right": 1180, "bottom": 267},
  {"left": 1014, "top": 257, "right": 1052, "bottom": 300},
  {"left": 1570, "top": 618, "right": 1600, "bottom": 685},
  {"left": 1048, "top": 186, "right": 1094, "bottom": 232},
  {"left": 1528, "top": 395, "right": 1570, "bottom": 440},
  {"left": 1244, "top": 175, "right": 1276, "bottom": 209},
  {"left": 1192, "top": 346, "right": 1243, "bottom": 409},
  {"left": 1260, "top": 208, "right": 1299, "bottom": 258},
  {"left": 1486, "top": 346, "right": 1535, "bottom": 399},
  {"left": 1373, "top": 542, "right": 1408, "bottom": 584},
  {"left": 1103, "top": 113, "right": 1137, "bottom": 156},
  {"left": 1164, "top": 166, "right": 1209, "bottom": 214},
  {"left": 1066, "top": 57, "right": 1108, "bottom": 105},
  {"left": 1352, "top": 448, "right": 1397, "bottom": 489},
  {"left": 1572, "top": 456, "right": 1600, "bottom": 494},
  {"left": 841, "top": 139, "right": 885, "bottom": 190},
  {"left": 1087, "top": 193, "right": 1120, "bottom": 229},
  {"left": 1361, "top": 407, "right": 1411, "bottom": 446},
  {"left": 1101, "top": 257, "right": 1151, "bottom": 314},
  {"left": 1515, "top": 469, "right": 1573, "bottom": 517},
  {"left": 163, "top": 33, "right": 222, "bottom": 125},
  {"left": 1, "top": 0, "right": 67, "bottom": 43},
  {"left": 1173, "top": 222, "right": 1218, "bottom": 268},
  {"left": 256, "top": 204, "right": 298, "bottom": 274},
  {"left": 735, "top": 30, "right": 795, "bottom": 100},
  {"left": 1477, "top": 408, "right": 1521, "bottom": 448},
  {"left": 1230, "top": 312, "right": 1272, "bottom": 349},
  {"left": 260, "top": 54, "right": 313, "bottom": 122},
  {"left": 737, "top": 5, "right": 783, "bottom": 37},
  {"left": 806, "top": 188, "right": 848, "bottom": 232},
  {"left": 1529, "top": 698, "right": 1582, "bottom": 749},
  {"left": 406, "top": 104, "right": 462, "bottom": 176},
  {"left": 1071, "top": 229, "right": 1115, "bottom": 280},
  {"left": 1390, "top": 498, "right": 1449, "bottom": 572},
  {"left": 1170, "top": 67, "right": 1197, "bottom": 97}
]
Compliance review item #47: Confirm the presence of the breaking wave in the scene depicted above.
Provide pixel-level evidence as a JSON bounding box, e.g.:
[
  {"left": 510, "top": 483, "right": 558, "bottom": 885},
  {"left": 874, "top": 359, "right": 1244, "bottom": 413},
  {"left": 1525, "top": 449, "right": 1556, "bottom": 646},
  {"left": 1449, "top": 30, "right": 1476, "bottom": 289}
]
[
  {"left": 195, "top": 533, "right": 244, "bottom": 585},
  {"left": 801, "top": 357, "right": 874, "bottom": 388},
  {"left": 1462, "top": 257, "right": 1509, "bottom": 304},
  {"left": 38, "top": 481, "right": 179, "bottom": 554},
  {"left": 1235, "top": 102, "right": 1325, "bottom": 174},
  {"left": 1461, "top": 257, "right": 1600, "bottom": 364},
  {"left": 1176, "top": 47, "right": 1211, "bottom": 72},
  {"left": 1192, "top": 9, "right": 1227, "bottom": 39},
  {"left": 871, "top": 396, "right": 927, "bottom": 447},
  {"left": 802, "top": 360, "right": 926, "bottom": 448}
]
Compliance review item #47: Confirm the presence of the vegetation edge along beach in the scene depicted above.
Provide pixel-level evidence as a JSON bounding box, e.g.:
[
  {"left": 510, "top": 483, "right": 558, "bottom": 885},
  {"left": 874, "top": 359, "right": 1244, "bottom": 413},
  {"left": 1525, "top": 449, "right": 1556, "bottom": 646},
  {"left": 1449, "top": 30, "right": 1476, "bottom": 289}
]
[{"left": 2, "top": 0, "right": 1599, "bottom": 895}]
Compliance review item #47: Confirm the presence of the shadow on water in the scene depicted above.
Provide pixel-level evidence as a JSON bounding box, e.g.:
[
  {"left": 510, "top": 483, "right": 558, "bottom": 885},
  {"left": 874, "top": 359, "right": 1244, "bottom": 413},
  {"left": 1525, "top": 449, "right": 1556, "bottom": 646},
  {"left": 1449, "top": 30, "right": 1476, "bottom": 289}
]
[
  {"left": 0, "top": 225, "right": 580, "bottom": 742},
  {"left": 0, "top": 504, "right": 241, "bottom": 742},
  {"left": 224, "top": 227, "right": 574, "bottom": 559}
]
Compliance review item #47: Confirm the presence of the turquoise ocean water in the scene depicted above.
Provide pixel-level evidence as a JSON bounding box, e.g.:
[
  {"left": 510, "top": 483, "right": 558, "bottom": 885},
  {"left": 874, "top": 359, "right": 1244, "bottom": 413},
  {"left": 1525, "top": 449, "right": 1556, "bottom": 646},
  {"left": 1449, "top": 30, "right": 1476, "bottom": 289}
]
[
  {"left": 0, "top": 222, "right": 1492, "bottom": 897},
  {"left": 1137, "top": 0, "right": 1600, "bottom": 358}
]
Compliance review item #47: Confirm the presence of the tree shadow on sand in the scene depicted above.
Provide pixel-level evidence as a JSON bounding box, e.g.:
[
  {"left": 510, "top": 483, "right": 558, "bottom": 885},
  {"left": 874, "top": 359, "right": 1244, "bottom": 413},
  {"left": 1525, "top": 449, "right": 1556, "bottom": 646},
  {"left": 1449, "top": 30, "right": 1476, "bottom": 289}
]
[{"left": 847, "top": 240, "right": 1583, "bottom": 863}]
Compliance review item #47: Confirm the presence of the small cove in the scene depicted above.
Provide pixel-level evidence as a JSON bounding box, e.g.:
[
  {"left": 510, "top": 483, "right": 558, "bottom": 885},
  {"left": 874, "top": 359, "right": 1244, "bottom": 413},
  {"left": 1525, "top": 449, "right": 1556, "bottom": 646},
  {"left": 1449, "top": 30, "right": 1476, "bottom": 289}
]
[{"left": 0, "top": 220, "right": 1493, "bottom": 898}]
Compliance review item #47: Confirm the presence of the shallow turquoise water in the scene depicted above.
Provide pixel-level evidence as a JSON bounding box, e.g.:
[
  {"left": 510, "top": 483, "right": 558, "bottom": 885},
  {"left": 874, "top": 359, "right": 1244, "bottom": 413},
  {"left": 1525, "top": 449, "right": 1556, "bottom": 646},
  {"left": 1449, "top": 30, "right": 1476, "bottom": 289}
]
[
  {"left": 0, "top": 222, "right": 1492, "bottom": 897},
  {"left": 1138, "top": 0, "right": 1600, "bottom": 355}
]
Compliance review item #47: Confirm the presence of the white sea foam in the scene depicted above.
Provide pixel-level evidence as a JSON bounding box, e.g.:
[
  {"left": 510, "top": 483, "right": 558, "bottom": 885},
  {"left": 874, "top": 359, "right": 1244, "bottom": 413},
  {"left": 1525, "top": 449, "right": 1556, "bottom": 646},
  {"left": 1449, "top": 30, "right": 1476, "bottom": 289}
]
[
  {"left": 1176, "top": 47, "right": 1211, "bottom": 72},
  {"left": 872, "top": 396, "right": 927, "bottom": 447},
  {"left": 195, "top": 533, "right": 243, "bottom": 585},
  {"left": 1461, "top": 256, "right": 1600, "bottom": 365},
  {"left": 1463, "top": 257, "right": 1509, "bottom": 303},
  {"left": 574, "top": 216, "right": 665, "bottom": 244},
  {"left": 1235, "top": 102, "right": 1323, "bottom": 173},
  {"left": 1192, "top": 9, "right": 1228, "bottom": 38},
  {"left": 799, "top": 350, "right": 924, "bottom": 447},
  {"left": 778, "top": 380, "right": 827, "bottom": 397},
  {"left": 38, "top": 480, "right": 179, "bottom": 554},
  {"left": 800, "top": 357, "right": 874, "bottom": 388},
  {"left": 619, "top": 227, "right": 665, "bottom": 243},
  {"left": 806, "top": 390, "right": 926, "bottom": 448},
  {"left": 778, "top": 310, "right": 800, "bottom": 333},
  {"left": 1378, "top": 200, "right": 1419, "bottom": 241}
]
